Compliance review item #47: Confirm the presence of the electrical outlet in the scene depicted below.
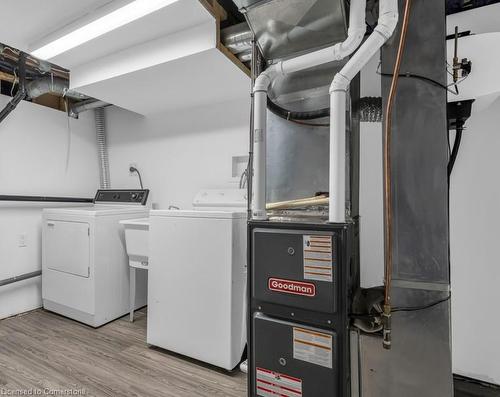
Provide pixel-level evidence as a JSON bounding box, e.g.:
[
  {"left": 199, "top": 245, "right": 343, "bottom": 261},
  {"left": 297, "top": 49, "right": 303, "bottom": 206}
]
[
  {"left": 129, "top": 163, "right": 138, "bottom": 176},
  {"left": 18, "top": 233, "right": 27, "bottom": 248}
]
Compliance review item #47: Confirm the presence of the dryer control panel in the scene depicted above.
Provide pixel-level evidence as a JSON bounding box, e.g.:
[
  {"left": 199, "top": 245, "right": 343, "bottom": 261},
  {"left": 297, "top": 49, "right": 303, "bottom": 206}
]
[{"left": 94, "top": 189, "right": 149, "bottom": 205}]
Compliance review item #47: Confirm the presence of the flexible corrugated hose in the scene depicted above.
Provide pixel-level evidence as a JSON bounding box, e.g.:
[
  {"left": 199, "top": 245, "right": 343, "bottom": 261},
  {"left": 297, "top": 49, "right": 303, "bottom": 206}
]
[{"left": 95, "top": 107, "right": 111, "bottom": 189}]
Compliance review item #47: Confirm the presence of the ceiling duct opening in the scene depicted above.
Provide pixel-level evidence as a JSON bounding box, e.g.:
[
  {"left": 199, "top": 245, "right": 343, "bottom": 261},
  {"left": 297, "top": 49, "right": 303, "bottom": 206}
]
[
  {"left": 0, "top": 42, "right": 108, "bottom": 118},
  {"left": 231, "top": 0, "right": 350, "bottom": 114},
  {"left": 232, "top": 0, "right": 348, "bottom": 61}
]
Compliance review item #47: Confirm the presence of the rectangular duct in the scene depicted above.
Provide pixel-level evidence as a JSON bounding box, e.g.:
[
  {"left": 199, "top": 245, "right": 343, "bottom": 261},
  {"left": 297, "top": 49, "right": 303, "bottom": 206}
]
[
  {"left": 233, "top": 0, "right": 347, "bottom": 60},
  {"left": 359, "top": 0, "right": 453, "bottom": 395}
]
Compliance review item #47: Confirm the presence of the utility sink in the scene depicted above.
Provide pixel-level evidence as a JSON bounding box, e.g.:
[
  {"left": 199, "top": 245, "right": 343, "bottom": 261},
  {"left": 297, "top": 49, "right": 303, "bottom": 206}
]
[{"left": 120, "top": 218, "right": 150, "bottom": 269}]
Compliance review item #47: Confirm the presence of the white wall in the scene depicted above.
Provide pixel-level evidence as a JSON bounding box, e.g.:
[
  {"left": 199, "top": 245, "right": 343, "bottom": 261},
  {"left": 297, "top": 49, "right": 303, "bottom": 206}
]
[
  {"left": 106, "top": 99, "right": 249, "bottom": 209},
  {"left": 447, "top": 8, "right": 500, "bottom": 385},
  {"left": 0, "top": 96, "right": 99, "bottom": 319},
  {"left": 449, "top": 101, "right": 500, "bottom": 384}
]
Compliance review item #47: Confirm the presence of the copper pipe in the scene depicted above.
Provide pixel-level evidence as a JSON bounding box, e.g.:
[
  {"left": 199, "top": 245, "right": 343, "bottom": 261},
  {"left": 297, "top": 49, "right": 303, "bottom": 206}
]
[{"left": 383, "top": 0, "right": 412, "bottom": 308}]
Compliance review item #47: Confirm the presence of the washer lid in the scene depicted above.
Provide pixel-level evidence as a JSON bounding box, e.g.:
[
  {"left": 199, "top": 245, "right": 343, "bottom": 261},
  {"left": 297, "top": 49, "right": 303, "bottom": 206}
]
[{"left": 151, "top": 209, "right": 246, "bottom": 219}]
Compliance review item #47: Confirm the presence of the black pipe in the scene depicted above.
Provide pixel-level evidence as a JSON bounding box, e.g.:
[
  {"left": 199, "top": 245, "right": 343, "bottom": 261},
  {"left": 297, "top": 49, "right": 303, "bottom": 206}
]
[
  {"left": 0, "top": 270, "right": 42, "bottom": 287},
  {"left": 0, "top": 195, "right": 93, "bottom": 203},
  {"left": 0, "top": 89, "right": 26, "bottom": 124},
  {"left": 448, "top": 125, "right": 463, "bottom": 176},
  {"left": 0, "top": 52, "right": 27, "bottom": 124}
]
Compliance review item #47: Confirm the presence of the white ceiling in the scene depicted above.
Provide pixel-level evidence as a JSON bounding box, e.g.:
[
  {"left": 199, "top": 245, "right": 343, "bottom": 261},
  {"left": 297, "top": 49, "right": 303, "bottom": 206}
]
[
  {"left": 0, "top": 0, "right": 250, "bottom": 116},
  {"left": 74, "top": 48, "right": 250, "bottom": 115},
  {"left": 447, "top": 4, "right": 500, "bottom": 35},
  {"left": 0, "top": 0, "right": 117, "bottom": 52}
]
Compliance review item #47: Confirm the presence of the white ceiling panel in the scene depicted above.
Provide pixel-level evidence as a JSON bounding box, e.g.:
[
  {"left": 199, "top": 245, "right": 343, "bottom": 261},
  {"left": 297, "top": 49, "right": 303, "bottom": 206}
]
[
  {"left": 74, "top": 48, "right": 249, "bottom": 115},
  {"left": 0, "top": 0, "right": 117, "bottom": 52}
]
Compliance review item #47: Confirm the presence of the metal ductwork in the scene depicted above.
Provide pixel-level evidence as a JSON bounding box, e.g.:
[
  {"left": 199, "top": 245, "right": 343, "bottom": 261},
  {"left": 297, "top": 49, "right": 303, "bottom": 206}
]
[
  {"left": 223, "top": 1, "right": 351, "bottom": 114},
  {"left": 26, "top": 77, "right": 88, "bottom": 100},
  {"left": 70, "top": 99, "right": 110, "bottom": 118},
  {"left": 221, "top": 22, "right": 253, "bottom": 55},
  {"left": 95, "top": 107, "right": 111, "bottom": 189},
  {"left": 25, "top": 76, "right": 109, "bottom": 118},
  {"left": 232, "top": 0, "right": 347, "bottom": 61}
]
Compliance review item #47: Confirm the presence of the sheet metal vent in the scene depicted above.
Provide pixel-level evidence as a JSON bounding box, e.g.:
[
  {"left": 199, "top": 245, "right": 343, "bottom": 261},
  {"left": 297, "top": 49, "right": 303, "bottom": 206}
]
[{"left": 233, "top": 0, "right": 348, "bottom": 61}]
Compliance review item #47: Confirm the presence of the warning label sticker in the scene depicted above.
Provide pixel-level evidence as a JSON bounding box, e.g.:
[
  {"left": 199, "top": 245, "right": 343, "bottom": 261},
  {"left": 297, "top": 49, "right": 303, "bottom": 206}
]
[
  {"left": 256, "top": 367, "right": 302, "bottom": 397},
  {"left": 293, "top": 327, "right": 333, "bottom": 369},
  {"left": 303, "top": 235, "right": 333, "bottom": 282}
]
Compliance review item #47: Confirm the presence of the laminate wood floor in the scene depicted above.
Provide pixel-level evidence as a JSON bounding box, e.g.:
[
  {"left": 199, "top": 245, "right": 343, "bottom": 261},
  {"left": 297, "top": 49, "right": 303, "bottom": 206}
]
[
  {"left": 2, "top": 309, "right": 497, "bottom": 397},
  {"left": 0, "top": 308, "right": 247, "bottom": 397}
]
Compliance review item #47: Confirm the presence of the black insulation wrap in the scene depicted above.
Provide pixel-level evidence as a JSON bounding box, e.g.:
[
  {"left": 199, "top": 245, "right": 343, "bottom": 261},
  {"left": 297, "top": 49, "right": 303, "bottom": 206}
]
[{"left": 267, "top": 96, "right": 383, "bottom": 122}]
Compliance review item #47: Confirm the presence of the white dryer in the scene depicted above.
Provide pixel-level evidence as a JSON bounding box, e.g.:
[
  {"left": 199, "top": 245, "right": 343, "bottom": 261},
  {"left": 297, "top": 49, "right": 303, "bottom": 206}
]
[
  {"left": 147, "top": 189, "right": 247, "bottom": 370},
  {"left": 42, "top": 189, "right": 150, "bottom": 327}
]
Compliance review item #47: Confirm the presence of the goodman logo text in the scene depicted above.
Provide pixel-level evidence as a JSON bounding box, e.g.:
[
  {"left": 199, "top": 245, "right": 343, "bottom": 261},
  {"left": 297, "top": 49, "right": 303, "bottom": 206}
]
[{"left": 268, "top": 278, "right": 316, "bottom": 297}]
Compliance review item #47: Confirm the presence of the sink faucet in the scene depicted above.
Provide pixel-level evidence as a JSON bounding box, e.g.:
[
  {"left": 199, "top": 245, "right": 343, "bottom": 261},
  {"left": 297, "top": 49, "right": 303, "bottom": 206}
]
[{"left": 239, "top": 169, "right": 248, "bottom": 189}]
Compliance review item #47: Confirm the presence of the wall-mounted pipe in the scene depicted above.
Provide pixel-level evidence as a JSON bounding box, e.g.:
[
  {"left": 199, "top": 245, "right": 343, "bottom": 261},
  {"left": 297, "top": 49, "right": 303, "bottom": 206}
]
[
  {"left": 0, "top": 195, "right": 93, "bottom": 203},
  {"left": 251, "top": 0, "right": 367, "bottom": 219},
  {"left": 0, "top": 89, "right": 26, "bottom": 124},
  {"left": 329, "top": 0, "right": 399, "bottom": 223},
  {"left": 95, "top": 107, "right": 111, "bottom": 189},
  {"left": 0, "top": 53, "right": 26, "bottom": 124},
  {"left": 0, "top": 270, "right": 42, "bottom": 288}
]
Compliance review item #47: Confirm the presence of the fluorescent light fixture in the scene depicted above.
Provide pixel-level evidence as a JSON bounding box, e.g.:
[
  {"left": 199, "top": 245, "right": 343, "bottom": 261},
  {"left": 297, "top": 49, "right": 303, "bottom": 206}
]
[{"left": 31, "top": 0, "right": 179, "bottom": 60}]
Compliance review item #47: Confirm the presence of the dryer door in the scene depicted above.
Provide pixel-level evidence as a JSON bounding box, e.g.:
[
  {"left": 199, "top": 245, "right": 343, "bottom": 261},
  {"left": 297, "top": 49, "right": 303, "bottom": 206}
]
[{"left": 45, "top": 220, "right": 90, "bottom": 278}]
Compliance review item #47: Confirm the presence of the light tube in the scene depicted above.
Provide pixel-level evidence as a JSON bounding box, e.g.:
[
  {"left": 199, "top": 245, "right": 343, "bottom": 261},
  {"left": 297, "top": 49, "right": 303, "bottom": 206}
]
[{"left": 31, "top": 0, "right": 179, "bottom": 60}]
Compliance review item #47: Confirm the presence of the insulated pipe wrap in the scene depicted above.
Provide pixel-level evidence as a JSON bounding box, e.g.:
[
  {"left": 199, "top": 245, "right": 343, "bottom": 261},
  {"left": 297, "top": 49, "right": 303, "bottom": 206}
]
[
  {"left": 95, "top": 107, "right": 111, "bottom": 189},
  {"left": 356, "top": 97, "right": 383, "bottom": 122},
  {"left": 221, "top": 23, "right": 253, "bottom": 54},
  {"left": 268, "top": 96, "right": 383, "bottom": 122}
]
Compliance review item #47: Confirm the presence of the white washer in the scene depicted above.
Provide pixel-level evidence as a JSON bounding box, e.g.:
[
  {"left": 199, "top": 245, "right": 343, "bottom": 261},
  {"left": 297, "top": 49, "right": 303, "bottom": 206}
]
[
  {"left": 147, "top": 189, "right": 247, "bottom": 370},
  {"left": 42, "top": 189, "right": 150, "bottom": 327}
]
